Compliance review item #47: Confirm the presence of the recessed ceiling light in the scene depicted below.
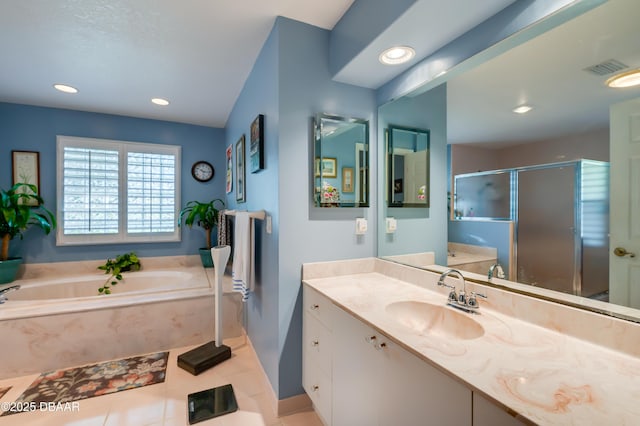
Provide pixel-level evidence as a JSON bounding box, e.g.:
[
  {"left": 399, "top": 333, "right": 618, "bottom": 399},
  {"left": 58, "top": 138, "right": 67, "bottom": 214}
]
[
  {"left": 151, "top": 98, "right": 170, "bottom": 106},
  {"left": 379, "top": 46, "right": 415, "bottom": 65},
  {"left": 513, "top": 105, "right": 533, "bottom": 114},
  {"left": 53, "top": 84, "right": 78, "bottom": 94},
  {"left": 606, "top": 68, "right": 640, "bottom": 88}
]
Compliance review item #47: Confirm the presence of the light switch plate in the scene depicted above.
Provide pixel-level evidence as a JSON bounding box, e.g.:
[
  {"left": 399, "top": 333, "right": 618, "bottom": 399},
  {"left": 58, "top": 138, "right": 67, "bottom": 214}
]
[
  {"left": 355, "top": 218, "right": 368, "bottom": 235},
  {"left": 266, "top": 215, "right": 272, "bottom": 234},
  {"left": 386, "top": 217, "right": 397, "bottom": 233}
]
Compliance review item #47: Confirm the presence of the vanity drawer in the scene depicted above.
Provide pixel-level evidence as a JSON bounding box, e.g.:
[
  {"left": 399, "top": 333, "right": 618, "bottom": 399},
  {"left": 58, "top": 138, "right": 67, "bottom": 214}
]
[
  {"left": 303, "top": 313, "right": 332, "bottom": 375},
  {"left": 304, "top": 285, "right": 335, "bottom": 330},
  {"left": 303, "top": 363, "right": 332, "bottom": 425}
]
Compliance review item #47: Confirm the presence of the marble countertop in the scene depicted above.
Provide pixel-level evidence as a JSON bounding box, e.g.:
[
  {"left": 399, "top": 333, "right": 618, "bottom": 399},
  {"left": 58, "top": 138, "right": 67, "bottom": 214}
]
[
  {"left": 303, "top": 272, "right": 640, "bottom": 425},
  {"left": 447, "top": 252, "right": 496, "bottom": 266}
]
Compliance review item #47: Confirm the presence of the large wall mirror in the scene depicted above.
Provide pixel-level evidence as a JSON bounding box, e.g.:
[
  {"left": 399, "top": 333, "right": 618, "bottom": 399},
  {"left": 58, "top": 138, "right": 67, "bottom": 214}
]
[
  {"left": 387, "top": 126, "right": 430, "bottom": 208},
  {"left": 314, "top": 114, "right": 369, "bottom": 207},
  {"left": 378, "top": 0, "right": 640, "bottom": 323}
]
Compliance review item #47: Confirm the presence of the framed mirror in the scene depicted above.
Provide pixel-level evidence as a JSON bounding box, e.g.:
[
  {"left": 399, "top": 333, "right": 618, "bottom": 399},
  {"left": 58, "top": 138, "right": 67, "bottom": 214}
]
[
  {"left": 313, "top": 114, "right": 369, "bottom": 207},
  {"left": 387, "top": 126, "right": 430, "bottom": 208}
]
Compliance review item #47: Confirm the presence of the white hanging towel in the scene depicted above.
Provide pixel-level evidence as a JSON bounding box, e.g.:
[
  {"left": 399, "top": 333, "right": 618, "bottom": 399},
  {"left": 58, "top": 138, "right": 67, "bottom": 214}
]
[{"left": 232, "top": 211, "right": 254, "bottom": 301}]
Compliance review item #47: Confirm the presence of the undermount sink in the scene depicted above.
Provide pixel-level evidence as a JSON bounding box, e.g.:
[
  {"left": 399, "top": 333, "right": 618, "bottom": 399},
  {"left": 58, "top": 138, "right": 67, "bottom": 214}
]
[{"left": 385, "top": 301, "right": 485, "bottom": 340}]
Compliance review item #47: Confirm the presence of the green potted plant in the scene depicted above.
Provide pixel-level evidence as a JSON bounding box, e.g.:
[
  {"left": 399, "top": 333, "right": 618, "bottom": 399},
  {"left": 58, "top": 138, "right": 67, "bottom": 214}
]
[
  {"left": 178, "top": 199, "right": 225, "bottom": 267},
  {"left": 0, "top": 182, "right": 57, "bottom": 284}
]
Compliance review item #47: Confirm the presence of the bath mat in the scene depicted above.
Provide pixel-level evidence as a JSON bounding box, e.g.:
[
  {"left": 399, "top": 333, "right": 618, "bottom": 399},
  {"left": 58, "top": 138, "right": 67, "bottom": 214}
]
[
  {"left": 0, "top": 387, "right": 11, "bottom": 399},
  {"left": 4, "top": 351, "right": 168, "bottom": 415}
]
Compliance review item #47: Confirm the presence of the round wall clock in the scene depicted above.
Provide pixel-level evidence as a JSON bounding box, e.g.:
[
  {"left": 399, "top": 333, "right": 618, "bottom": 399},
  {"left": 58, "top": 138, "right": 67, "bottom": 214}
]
[{"left": 191, "top": 161, "right": 214, "bottom": 182}]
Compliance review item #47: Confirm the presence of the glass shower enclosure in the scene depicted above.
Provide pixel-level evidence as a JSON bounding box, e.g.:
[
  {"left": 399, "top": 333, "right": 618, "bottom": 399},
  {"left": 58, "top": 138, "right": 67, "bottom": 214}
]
[{"left": 454, "top": 160, "right": 609, "bottom": 298}]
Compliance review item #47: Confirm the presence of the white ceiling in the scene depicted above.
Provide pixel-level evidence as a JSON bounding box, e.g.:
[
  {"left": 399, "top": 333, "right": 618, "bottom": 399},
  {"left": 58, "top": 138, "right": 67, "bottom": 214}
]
[
  {"left": 0, "top": 1, "right": 522, "bottom": 129},
  {"left": 447, "top": 0, "right": 640, "bottom": 147},
  {"left": 0, "top": 0, "right": 355, "bottom": 128},
  {"left": 333, "top": 0, "right": 517, "bottom": 89}
]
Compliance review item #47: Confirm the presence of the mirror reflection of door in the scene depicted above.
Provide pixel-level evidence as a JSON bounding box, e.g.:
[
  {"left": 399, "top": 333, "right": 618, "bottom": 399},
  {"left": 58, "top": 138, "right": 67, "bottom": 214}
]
[
  {"left": 387, "top": 125, "right": 430, "bottom": 208},
  {"left": 610, "top": 97, "right": 640, "bottom": 309}
]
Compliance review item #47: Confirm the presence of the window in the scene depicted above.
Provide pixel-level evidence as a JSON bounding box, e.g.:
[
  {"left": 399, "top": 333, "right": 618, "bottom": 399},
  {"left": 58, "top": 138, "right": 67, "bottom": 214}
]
[{"left": 56, "top": 136, "right": 181, "bottom": 245}]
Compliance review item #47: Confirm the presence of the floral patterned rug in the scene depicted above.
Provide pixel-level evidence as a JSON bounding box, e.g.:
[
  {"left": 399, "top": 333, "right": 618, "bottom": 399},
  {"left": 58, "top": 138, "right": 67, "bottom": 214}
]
[
  {"left": 0, "top": 387, "right": 11, "bottom": 399},
  {"left": 4, "top": 352, "right": 168, "bottom": 415}
]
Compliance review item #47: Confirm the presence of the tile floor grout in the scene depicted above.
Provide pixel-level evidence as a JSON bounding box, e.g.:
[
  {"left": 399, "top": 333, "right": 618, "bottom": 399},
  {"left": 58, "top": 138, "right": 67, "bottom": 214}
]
[{"left": 0, "top": 336, "right": 322, "bottom": 426}]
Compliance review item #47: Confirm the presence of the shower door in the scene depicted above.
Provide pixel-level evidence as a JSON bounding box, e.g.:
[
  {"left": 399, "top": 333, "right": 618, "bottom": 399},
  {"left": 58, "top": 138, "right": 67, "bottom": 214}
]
[{"left": 516, "top": 165, "right": 578, "bottom": 294}]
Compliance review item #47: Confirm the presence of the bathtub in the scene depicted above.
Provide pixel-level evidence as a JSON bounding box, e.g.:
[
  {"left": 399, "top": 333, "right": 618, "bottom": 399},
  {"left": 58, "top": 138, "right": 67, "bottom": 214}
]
[{"left": 0, "top": 255, "right": 242, "bottom": 380}]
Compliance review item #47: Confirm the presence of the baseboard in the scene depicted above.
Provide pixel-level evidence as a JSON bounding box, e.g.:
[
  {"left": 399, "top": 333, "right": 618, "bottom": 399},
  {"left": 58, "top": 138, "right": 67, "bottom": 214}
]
[
  {"left": 277, "top": 392, "right": 312, "bottom": 416},
  {"left": 243, "top": 334, "right": 312, "bottom": 417}
]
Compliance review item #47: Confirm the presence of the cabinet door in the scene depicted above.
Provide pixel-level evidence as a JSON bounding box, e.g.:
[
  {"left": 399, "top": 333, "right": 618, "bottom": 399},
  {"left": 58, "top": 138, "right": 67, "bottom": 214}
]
[
  {"left": 380, "top": 339, "right": 472, "bottom": 426},
  {"left": 473, "top": 393, "right": 525, "bottom": 426},
  {"left": 332, "top": 307, "right": 381, "bottom": 426}
]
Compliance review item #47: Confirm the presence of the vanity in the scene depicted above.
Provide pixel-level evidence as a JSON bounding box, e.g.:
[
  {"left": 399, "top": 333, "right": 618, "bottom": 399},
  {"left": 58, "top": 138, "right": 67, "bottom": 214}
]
[{"left": 302, "top": 258, "right": 640, "bottom": 425}]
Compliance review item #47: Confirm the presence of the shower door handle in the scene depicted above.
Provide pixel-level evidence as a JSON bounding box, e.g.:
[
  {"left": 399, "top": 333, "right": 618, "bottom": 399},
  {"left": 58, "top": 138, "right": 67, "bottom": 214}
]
[{"left": 613, "top": 247, "right": 636, "bottom": 258}]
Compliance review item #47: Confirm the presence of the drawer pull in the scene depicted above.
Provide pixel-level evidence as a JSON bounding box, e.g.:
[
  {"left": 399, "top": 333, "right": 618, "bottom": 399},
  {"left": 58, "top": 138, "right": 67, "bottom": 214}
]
[
  {"left": 365, "top": 335, "right": 377, "bottom": 344},
  {"left": 312, "top": 385, "right": 319, "bottom": 392},
  {"left": 311, "top": 340, "right": 319, "bottom": 347},
  {"left": 311, "top": 304, "right": 319, "bottom": 310}
]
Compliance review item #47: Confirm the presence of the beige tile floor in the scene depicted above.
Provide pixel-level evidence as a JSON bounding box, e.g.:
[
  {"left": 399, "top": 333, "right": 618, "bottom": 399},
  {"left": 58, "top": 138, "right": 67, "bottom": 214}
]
[{"left": 0, "top": 337, "right": 322, "bottom": 426}]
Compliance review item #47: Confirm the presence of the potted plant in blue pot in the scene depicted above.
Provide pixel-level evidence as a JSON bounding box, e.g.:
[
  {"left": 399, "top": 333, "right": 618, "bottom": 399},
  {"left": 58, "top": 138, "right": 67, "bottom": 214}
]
[
  {"left": 0, "top": 183, "right": 56, "bottom": 284},
  {"left": 178, "top": 199, "right": 225, "bottom": 268}
]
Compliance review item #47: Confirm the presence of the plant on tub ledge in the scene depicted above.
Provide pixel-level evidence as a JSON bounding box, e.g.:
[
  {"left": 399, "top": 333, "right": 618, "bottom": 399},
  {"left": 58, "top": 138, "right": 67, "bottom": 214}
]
[
  {"left": 97, "top": 252, "right": 141, "bottom": 294},
  {"left": 0, "top": 183, "right": 56, "bottom": 284},
  {"left": 178, "top": 198, "right": 225, "bottom": 268}
]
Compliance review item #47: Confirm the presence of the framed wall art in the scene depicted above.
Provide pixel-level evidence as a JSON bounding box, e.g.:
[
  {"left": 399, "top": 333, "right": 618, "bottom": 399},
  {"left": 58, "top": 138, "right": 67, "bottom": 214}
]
[
  {"left": 12, "top": 150, "right": 40, "bottom": 206},
  {"left": 226, "top": 145, "right": 233, "bottom": 194},
  {"left": 235, "top": 135, "right": 246, "bottom": 203},
  {"left": 250, "top": 114, "right": 264, "bottom": 173},
  {"left": 342, "top": 167, "right": 354, "bottom": 193},
  {"left": 314, "top": 157, "right": 337, "bottom": 178}
]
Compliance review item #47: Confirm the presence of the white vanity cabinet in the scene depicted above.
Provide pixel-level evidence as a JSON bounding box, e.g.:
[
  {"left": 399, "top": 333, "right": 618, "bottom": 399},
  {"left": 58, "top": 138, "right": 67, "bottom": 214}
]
[
  {"left": 302, "top": 285, "right": 336, "bottom": 425},
  {"left": 303, "top": 283, "right": 517, "bottom": 426},
  {"left": 473, "top": 393, "right": 525, "bottom": 426},
  {"left": 331, "top": 306, "right": 472, "bottom": 426}
]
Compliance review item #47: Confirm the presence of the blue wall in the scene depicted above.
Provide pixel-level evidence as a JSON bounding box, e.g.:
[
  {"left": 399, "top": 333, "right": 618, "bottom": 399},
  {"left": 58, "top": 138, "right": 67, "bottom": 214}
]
[
  {"left": 223, "top": 23, "right": 281, "bottom": 395},
  {"left": 0, "top": 102, "right": 225, "bottom": 263},
  {"left": 224, "top": 17, "right": 377, "bottom": 399},
  {"left": 277, "top": 17, "right": 376, "bottom": 398},
  {"left": 378, "top": 84, "right": 448, "bottom": 265}
]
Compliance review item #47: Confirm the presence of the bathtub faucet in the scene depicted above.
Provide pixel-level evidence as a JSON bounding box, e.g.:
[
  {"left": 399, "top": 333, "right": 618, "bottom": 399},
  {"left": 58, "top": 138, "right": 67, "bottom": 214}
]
[{"left": 0, "top": 285, "right": 20, "bottom": 304}]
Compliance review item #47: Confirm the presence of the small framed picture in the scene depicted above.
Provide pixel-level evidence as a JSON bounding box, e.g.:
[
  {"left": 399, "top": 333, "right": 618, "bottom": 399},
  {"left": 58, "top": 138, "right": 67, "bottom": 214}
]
[
  {"left": 12, "top": 150, "right": 40, "bottom": 206},
  {"left": 342, "top": 167, "right": 354, "bottom": 193},
  {"left": 250, "top": 114, "right": 264, "bottom": 173},
  {"left": 315, "top": 157, "right": 337, "bottom": 178},
  {"left": 235, "top": 135, "right": 246, "bottom": 203},
  {"left": 225, "top": 145, "right": 233, "bottom": 194}
]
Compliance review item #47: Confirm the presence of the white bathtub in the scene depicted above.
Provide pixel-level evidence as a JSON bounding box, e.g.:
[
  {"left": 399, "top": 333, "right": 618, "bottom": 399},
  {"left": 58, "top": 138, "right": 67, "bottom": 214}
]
[
  {"left": 8, "top": 270, "right": 204, "bottom": 301},
  {"left": 0, "top": 256, "right": 243, "bottom": 380}
]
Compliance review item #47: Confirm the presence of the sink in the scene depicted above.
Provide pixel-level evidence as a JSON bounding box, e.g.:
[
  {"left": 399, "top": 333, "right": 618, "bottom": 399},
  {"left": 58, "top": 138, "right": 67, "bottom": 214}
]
[{"left": 385, "top": 301, "right": 485, "bottom": 340}]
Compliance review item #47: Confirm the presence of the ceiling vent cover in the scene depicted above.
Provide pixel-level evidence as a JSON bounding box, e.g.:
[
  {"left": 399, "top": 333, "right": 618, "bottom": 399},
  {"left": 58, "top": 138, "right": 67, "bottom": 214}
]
[{"left": 583, "top": 59, "right": 628, "bottom": 76}]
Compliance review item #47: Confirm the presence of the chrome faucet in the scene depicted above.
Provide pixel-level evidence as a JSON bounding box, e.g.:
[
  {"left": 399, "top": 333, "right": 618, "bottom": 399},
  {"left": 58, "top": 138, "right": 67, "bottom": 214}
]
[
  {"left": 488, "top": 263, "right": 505, "bottom": 281},
  {"left": 437, "top": 269, "right": 486, "bottom": 313},
  {"left": 0, "top": 285, "right": 20, "bottom": 304}
]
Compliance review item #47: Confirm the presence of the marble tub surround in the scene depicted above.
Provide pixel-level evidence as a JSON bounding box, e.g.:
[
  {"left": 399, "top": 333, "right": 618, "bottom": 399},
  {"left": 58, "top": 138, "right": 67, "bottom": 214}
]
[
  {"left": 302, "top": 258, "right": 640, "bottom": 424},
  {"left": 0, "top": 256, "right": 243, "bottom": 380},
  {"left": 17, "top": 254, "right": 203, "bottom": 280}
]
